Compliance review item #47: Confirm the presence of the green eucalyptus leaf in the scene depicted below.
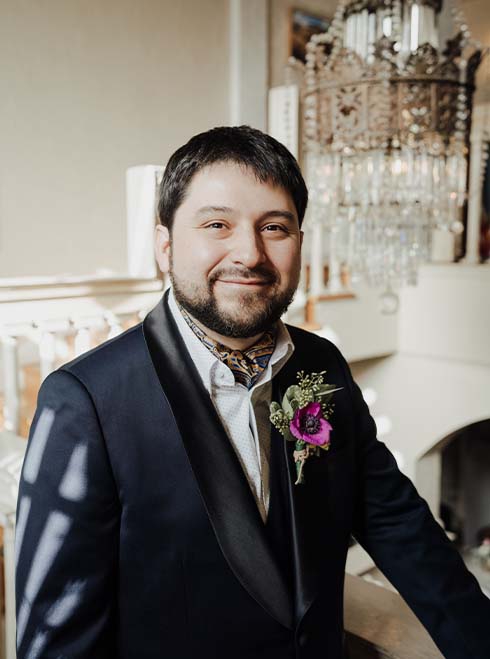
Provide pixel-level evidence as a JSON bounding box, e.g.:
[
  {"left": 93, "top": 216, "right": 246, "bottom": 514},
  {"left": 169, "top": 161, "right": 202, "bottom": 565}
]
[
  {"left": 284, "top": 427, "right": 296, "bottom": 442},
  {"left": 270, "top": 401, "right": 282, "bottom": 415},
  {"left": 284, "top": 384, "right": 302, "bottom": 413},
  {"left": 317, "top": 385, "right": 344, "bottom": 403},
  {"left": 285, "top": 385, "right": 301, "bottom": 404},
  {"left": 281, "top": 395, "right": 294, "bottom": 417},
  {"left": 316, "top": 385, "right": 343, "bottom": 396}
]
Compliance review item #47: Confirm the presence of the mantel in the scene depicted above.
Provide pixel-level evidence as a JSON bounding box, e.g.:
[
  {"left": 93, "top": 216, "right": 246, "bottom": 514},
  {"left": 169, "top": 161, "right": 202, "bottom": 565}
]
[{"left": 0, "top": 275, "right": 164, "bottom": 304}]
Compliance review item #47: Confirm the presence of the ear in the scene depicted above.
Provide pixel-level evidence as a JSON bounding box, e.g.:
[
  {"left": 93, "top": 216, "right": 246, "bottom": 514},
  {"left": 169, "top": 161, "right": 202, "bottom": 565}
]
[
  {"left": 154, "top": 224, "right": 171, "bottom": 274},
  {"left": 300, "top": 230, "right": 304, "bottom": 250}
]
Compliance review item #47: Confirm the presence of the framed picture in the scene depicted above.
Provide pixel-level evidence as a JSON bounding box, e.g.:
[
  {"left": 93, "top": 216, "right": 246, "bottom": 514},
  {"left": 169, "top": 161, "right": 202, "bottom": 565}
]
[{"left": 289, "top": 8, "right": 331, "bottom": 63}]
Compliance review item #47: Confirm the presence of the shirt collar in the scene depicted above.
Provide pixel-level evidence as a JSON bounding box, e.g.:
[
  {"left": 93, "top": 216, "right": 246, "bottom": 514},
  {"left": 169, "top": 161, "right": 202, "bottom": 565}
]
[{"left": 167, "top": 286, "right": 294, "bottom": 392}]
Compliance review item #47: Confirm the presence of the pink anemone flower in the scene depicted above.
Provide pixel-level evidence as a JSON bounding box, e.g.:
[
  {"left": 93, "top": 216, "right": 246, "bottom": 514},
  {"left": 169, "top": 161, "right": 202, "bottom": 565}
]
[{"left": 290, "top": 402, "right": 332, "bottom": 446}]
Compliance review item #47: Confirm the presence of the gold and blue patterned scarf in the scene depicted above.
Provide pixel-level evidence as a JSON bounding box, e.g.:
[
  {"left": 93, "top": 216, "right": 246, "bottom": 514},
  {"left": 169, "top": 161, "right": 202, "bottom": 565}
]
[{"left": 179, "top": 305, "right": 276, "bottom": 389}]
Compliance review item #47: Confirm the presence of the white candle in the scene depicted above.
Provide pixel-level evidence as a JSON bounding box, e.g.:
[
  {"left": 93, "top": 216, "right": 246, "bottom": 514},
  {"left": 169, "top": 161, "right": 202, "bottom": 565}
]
[{"left": 410, "top": 3, "right": 420, "bottom": 51}]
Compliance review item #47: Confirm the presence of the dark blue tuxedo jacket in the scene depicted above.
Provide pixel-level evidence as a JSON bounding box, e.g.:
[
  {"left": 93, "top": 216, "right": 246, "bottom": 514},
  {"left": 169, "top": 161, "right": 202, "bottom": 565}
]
[{"left": 16, "top": 292, "right": 490, "bottom": 658}]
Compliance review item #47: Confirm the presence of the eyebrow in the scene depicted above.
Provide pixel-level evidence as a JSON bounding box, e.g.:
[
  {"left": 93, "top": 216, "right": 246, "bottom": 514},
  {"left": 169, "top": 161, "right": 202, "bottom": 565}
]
[
  {"left": 259, "top": 209, "right": 297, "bottom": 223},
  {"left": 194, "top": 206, "right": 297, "bottom": 223},
  {"left": 195, "top": 206, "right": 235, "bottom": 217}
]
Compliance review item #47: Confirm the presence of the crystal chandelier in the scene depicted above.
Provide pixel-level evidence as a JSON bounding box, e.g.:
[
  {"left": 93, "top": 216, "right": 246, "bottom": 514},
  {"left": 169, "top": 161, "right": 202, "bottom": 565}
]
[{"left": 291, "top": 0, "right": 485, "bottom": 303}]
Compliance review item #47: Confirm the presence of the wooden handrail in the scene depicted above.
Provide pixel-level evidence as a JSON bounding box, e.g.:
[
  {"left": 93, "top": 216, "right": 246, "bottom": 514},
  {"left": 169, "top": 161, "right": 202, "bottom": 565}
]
[{"left": 344, "top": 574, "right": 443, "bottom": 658}]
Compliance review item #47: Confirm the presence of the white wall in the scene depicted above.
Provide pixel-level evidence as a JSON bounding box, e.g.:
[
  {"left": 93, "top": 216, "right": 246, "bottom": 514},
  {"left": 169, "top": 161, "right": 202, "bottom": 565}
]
[
  {"left": 398, "top": 264, "right": 490, "bottom": 366},
  {"left": 349, "top": 264, "right": 490, "bottom": 487},
  {"left": 0, "top": 0, "right": 229, "bottom": 278},
  {"left": 351, "top": 352, "right": 490, "bottom": 483}
]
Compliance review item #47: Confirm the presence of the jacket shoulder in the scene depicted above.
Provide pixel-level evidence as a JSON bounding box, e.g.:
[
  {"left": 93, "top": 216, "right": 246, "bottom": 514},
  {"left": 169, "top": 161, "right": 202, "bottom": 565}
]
[
  {"left": 59, "top": 322, "right": 149, "bottom": 387},
  {"left": 286, "top": 323, "right": 342, "bottom": 355},
  {"left": 284, "top": 323, "right": 352, "bottom": 388}
]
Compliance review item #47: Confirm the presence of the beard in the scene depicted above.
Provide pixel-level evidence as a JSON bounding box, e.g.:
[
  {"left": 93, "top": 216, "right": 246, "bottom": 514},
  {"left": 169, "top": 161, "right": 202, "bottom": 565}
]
[{"left": 169, "top": 260, "right": 299, "bottom": 339}]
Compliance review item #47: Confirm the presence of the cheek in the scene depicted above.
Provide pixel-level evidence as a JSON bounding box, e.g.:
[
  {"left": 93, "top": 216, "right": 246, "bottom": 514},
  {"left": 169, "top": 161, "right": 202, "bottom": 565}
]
[
  {"left": 269, "top": 245, "right": 301, "bottom": 281},
  {"left": 172, "top": 238, "right": 227, "bottom": 278}
]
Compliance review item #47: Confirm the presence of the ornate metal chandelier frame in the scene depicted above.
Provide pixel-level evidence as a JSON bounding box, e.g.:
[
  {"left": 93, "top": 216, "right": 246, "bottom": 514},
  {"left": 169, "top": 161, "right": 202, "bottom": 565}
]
[{"left": 302, "top": 27, "right": 482, "bottom": 154}]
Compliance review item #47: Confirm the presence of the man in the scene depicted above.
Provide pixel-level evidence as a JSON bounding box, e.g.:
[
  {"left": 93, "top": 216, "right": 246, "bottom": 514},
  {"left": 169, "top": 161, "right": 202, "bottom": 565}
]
[{"left": 16, "top": 126, "right": 490, "bottom": 658}]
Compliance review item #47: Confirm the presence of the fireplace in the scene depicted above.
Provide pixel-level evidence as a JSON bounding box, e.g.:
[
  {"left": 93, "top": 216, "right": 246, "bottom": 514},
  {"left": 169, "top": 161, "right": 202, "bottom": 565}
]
[{"left": 438, "top": 419, "right": 490, "bottom": 595}]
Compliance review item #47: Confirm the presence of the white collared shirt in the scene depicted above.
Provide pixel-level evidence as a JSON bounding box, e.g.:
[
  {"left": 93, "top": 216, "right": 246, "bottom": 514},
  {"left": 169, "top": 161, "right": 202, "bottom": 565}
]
[{"left": 168, "top": 288, "right": 294, "bottom": 522}]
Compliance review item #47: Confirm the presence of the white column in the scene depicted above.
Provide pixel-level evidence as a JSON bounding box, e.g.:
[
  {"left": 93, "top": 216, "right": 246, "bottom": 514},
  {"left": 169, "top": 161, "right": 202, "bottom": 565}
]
[
  {"left": 105, "top": 313, "right": 123, "bottom": 340},
  {"left": 73, "top": 326, "right": 91, "bottom": 357},
  {"left": 39, "top": 330, "right": 57, "bottom": 383},
  {"left": 126, "top": 165, "right": 163, "bottom": 278},
  {"left": 229, "top": 0, "right": 268, "bottom": 129},
  {"left": 464, "top": 137, "right": 483, "bottom": 264},
  {"left": 1, "top": 337, "right": 20, "bottom": 434}
]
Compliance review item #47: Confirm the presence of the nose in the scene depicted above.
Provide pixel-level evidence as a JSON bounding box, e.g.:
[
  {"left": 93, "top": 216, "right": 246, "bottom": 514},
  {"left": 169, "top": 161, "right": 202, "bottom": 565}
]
[{"left": 230, "top": 225, "right": 266, "bottom": 269}]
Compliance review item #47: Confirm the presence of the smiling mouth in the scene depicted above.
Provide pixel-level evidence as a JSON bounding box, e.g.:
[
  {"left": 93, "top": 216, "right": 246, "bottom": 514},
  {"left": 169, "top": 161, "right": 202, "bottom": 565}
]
[{"left": 216, "top": 279, "right": 272, "bottom": 286}]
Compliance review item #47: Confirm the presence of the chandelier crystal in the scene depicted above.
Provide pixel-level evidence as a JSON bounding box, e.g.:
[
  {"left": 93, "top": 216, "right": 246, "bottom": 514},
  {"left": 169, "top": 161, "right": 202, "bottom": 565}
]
[{"left": 291, "top": 0, "right": 485, "bottom": 297}]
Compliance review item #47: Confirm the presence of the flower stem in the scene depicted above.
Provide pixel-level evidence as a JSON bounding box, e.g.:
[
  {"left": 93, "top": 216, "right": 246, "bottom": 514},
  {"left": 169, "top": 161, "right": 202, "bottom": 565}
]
[
  {"left": 295, "top": 460, "right": 305, "bottom": 485},
  {"left": 294, "top": 439, "right": 307, "bottom": 485}
]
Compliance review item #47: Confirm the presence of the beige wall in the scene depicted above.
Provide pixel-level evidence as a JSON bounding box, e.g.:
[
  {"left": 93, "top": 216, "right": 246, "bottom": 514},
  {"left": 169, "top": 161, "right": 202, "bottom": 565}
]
[
  {"left": 2, "top": 0, "right": 489, "bottom": 279},
  {"left": 0, "top": 0, "right": 229, "bottom": 278}
]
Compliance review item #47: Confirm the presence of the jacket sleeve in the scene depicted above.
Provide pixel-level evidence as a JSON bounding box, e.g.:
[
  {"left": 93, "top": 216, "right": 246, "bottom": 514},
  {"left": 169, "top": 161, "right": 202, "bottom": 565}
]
[
  {"left": 15, "top": 369, "right": 120, "bottom": 659},
  {"left": 333, "top": 346, "right": 490, "bottom": 659}
]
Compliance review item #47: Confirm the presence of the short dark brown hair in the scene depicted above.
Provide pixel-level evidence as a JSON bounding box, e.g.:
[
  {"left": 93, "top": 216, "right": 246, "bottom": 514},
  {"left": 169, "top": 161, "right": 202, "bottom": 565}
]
[{"left": 157, "top": 125, "right": 308, "bottom": 232}]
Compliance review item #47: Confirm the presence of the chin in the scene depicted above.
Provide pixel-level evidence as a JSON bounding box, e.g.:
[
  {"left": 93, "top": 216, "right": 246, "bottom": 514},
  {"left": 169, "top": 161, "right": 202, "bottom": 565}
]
[{"left": 218, "top": 294, "right": 269, "bottom": 315}]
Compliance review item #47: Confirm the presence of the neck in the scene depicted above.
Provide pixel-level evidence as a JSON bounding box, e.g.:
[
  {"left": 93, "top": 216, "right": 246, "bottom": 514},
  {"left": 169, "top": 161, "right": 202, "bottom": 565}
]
[{"left": 186, "top": 313, "right": 268, "bottom": 350}]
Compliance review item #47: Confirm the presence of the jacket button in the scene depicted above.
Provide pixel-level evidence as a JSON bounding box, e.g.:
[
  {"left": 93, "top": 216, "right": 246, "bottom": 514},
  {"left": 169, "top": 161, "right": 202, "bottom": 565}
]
[{"left": 298, "top": 632, "right": 309, "bottom": 647}]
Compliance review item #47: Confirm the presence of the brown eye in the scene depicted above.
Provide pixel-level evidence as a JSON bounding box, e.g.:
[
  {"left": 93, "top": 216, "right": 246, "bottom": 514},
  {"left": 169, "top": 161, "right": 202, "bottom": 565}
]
[{"left": 263, "top": 224, "right": 286, "bottom": 232}]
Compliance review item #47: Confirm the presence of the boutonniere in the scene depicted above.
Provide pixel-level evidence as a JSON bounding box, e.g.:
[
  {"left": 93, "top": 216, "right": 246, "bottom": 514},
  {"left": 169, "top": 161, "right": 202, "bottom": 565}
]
[{"left": 269, "top": 371, "right": 343, "bottom": 485}]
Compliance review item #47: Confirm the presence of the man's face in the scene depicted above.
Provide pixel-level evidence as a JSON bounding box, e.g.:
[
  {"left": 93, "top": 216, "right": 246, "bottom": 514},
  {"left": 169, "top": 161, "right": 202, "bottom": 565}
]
[{"left": 155, "top": 161, "right": 303, "bottom": 339}]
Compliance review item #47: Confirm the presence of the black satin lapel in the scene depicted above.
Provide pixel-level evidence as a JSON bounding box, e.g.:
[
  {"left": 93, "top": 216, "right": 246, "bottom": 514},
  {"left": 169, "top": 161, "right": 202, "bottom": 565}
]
[
  {"left": 142, "top": 292, "right": 293, "bottom": 630},
  {"left": 272, "top": 355, "right": 324, "bottom": 626}
]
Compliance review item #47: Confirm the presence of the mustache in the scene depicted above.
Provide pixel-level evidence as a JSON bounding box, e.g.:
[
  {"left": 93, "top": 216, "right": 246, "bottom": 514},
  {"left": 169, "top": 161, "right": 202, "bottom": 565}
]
[{"left": 209, "top": 266, "right": 278, "bottom": 285}]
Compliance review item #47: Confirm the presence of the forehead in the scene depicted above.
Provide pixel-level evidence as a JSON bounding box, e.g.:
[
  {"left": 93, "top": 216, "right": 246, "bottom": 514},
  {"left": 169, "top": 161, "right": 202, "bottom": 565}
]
[{"left": 176, "top": 161, "right": 297, "bottom": 218}]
